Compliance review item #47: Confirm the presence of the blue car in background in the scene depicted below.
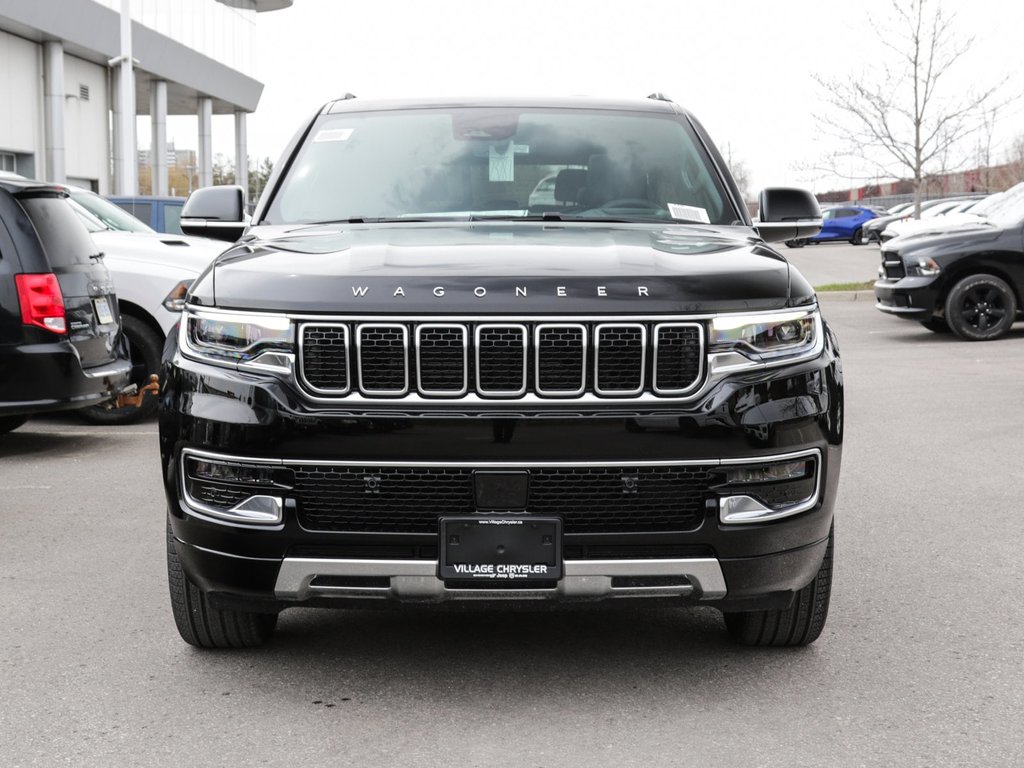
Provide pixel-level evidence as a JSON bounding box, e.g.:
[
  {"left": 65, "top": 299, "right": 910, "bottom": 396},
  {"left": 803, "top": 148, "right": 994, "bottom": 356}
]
[
  {"left": 106, "top": 195, "right": 186, "bottom": 235},
  {"left": 785, "top": 205, "right": 878, "bottom": 247}
]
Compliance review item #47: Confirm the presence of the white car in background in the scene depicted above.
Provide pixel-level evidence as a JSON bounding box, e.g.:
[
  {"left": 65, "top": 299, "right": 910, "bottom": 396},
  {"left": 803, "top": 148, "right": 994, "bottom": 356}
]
[
  {"left": 66, "top": 187, "right": 226, "bottom": 423},
  {"left": 882, "top": 183, "right": 1024, "bottom": 244}
]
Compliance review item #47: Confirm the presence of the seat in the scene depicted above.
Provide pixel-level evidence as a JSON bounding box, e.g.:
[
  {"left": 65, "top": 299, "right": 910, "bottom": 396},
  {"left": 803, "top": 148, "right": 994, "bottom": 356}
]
[
  {"left": 581, "top": 153, "right": 648, "bottom": 208},
  {"left": 553, "top": 168, "right": 586, "bottom": 206}
]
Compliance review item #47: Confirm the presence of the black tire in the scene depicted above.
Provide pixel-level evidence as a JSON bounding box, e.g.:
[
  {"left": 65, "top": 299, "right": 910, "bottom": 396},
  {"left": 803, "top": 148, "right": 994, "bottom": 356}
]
[
  {"left": 0, "top": 415, "right": 28, "bottom": 435},
  {"left": 724, "top": 525, "right": 833, "bottom": 647},
  {"left": 944, "top": 273, "right": 1017, "bottom": 341},
  {"left": 167, "top": 520, "right": 278, "bottom": 649},
  {"left": 784, "top": 239, "right": 805, "bottom": 248},
  {"left": 79, "top": 315, "right": 163, "bottom": 424},
  {"left": 849, "top": 227, "right": 863, "bottom": 245},
  {"left": 920, "top": 317, "right": 952, "bottom": 334}
]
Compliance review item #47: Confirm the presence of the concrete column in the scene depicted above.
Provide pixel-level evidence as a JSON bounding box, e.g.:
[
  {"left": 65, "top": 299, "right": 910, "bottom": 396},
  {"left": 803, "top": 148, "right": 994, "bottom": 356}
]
[
  {"left": 198, "top": 97, "right": 213, "bottom": 188},
  {"left": 113, "top": 0, "right": 137, "bottom": 194},
  {"left": 150, "top": 80, "right": 168, "bottom": 195},
  {"left": 42, "top": 41, "right": 66, "bottom": 184},
  {"left": 234, "top": 111, "right": 248, "bottom": 200}
]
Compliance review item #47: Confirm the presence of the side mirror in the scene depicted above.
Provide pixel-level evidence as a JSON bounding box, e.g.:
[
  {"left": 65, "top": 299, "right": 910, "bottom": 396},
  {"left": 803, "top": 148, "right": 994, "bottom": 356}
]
[
  {"left": 180, "top": 185, "right": 247, "bottom": 242},
  {"left": 754, "top": 188, "right": 822, "bottom": 243}
]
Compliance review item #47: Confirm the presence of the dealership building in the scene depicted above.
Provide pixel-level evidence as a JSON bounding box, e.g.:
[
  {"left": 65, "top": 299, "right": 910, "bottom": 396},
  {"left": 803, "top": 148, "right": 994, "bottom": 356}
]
[{"left": 0, "top": 0, "right": 290, "bottom": 195}]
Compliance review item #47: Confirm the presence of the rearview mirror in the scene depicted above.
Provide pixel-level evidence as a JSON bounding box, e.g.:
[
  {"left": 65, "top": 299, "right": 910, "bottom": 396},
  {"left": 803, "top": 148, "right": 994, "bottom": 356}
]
[
  {"left": 755, "top": 188, "right": 822, "bottom": 243},
  {"left": 180, "top": 185, "right": 247, "bottom": 242}
]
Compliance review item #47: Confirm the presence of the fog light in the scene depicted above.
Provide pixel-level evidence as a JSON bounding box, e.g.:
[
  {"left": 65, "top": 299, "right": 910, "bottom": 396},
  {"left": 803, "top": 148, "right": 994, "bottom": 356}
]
[
  {"left": 726, "top": 460, "right": 809, "bottom": 485},
  {"left": 190, "top": 459, "right": 280, "bottom": 486}
]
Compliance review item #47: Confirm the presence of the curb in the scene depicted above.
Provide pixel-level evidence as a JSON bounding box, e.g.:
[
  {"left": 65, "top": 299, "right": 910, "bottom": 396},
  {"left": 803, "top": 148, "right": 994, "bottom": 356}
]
[{"left": 816, "top": 290, "right": 874, "bottom": 302}]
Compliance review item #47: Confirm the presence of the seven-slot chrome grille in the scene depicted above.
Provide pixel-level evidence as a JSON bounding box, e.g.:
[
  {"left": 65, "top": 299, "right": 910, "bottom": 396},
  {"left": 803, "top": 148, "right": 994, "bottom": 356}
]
[{"left": 299, "top": 319, "right": 704, "bottom": 400}]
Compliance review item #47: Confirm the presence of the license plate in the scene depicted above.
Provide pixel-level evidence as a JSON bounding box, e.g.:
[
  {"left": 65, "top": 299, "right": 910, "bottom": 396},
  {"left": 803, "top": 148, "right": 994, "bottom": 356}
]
[
  {"left": 93, "top": 297, "right": 114, "bottom": 325},
  {"left": 440, "top": 516, "right": 562, "bottom": 582}
]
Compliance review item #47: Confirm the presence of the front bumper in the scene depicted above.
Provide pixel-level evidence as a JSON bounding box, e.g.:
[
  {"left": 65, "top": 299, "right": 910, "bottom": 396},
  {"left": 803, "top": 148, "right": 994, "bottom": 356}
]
[
  {"left": 874, "top": 276, "right": 941, "bottom": 320},
  {"left": 160, "top": 328, "right": 843, "bottom": 612}
]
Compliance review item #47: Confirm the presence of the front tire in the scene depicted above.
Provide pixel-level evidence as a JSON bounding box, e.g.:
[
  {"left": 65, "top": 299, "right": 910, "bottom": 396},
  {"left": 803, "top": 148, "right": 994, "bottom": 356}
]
[
  {"left": 849, "top": 228, "right": 863, "bottom": 245},
  {"left": 167, "top": 521, "right": 278, "bottom": 649},
  {"left": 785, "top": 239, "right": 805, "bottom": 248},
  {"left": 723, "top": 526, "right": 833, "bottom": 647},
  {"left": 79, "top": 316, "right": 163, "bottom": 424},
  {"left": 944, "top": 274, "right": 1017, "bottom": 341}
]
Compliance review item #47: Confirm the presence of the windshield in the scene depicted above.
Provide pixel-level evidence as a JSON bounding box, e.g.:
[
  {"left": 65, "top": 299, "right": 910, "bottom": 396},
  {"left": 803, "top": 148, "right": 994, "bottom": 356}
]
[
  {"left": 70, "top": 190, "right": 154, "bottom": 233},
  {"left": 264, "top": 107, "right": 740, "bottom": 226}
]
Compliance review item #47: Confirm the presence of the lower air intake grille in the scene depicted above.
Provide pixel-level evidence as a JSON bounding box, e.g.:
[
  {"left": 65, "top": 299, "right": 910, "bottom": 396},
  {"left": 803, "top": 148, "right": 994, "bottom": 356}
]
[{"left": 293, "top": 463, "right": 714, "bottom": 534}]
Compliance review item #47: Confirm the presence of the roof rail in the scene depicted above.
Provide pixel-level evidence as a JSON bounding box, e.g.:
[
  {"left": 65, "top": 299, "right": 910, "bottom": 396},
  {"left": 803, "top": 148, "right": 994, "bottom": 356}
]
[{"left": 646, "top": 92, "right": 673, "bottom": 102}]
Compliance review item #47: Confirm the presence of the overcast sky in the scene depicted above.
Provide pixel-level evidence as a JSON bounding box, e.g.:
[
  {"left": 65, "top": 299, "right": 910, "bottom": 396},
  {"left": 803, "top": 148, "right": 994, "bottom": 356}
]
[{"left": 171, "top": 0, "right": 1024, "bottom": 196}]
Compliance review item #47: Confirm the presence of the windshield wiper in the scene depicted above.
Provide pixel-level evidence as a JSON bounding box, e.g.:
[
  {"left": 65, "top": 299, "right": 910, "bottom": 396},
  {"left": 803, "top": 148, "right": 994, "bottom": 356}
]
[
  {"left": 306, "top": 216, "right": 465, "bottom": 225},
  {"left": 468, "top": 213, "right": 674, "bottom": 224}
]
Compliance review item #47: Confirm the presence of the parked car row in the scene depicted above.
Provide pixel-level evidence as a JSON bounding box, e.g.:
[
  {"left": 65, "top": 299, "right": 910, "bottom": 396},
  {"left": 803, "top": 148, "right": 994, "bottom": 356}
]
[
  {"left": 861, "top": 195, "right": 985, "bottom": 244},
  {"left": 874, "top": 182, "right": 1024, "bottom": 340}
]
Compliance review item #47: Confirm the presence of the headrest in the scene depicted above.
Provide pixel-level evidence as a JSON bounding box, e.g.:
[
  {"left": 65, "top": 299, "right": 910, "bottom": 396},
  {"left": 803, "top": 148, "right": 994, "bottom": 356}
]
[{"left": 554, "top": 169, "right": 587, "bottom": 203}]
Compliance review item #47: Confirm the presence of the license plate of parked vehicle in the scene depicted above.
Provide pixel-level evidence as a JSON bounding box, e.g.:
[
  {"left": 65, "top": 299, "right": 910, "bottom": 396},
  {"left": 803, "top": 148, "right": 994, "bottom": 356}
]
[
  {"left": 92, "top": 297, "right": 114, "bottom": 325},
  {"left": 440, "top": 517, "right": 562, "bottom": 582}
]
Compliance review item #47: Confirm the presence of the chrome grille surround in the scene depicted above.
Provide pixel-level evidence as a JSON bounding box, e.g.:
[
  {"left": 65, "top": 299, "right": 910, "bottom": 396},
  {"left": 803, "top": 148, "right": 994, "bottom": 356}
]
[
  {"left": 415, "top": 323, "right": 468, "bottom": 396},
  {"left": 534, "top": 323, "right": 587, "bottom": 397},
  {"left": 356, "top": 323, "right": 409, "bottom": 396},
  {"left": 300, "top": 316, "right": 704, "bottom": 402},
  {"left": 474, "top": 323, "right": 528, "bottom": 397},
  {"left": 298, "top": 322, "right": 351, "bottom": 395},
  {"left": 593, "top": 323, "right": 647, "bottom": 396},
  {"left": 652, "top": 322, "right": 705, "bottom": 395}
]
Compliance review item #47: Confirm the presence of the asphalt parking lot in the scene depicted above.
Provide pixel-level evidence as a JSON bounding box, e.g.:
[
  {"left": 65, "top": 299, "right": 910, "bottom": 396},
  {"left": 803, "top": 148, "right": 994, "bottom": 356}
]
[{"left": 3, "top": 288, "right": 1023, "bottom": 767}]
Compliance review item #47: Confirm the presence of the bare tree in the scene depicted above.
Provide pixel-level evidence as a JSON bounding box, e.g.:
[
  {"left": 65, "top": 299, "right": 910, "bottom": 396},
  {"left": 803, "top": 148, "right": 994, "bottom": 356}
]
[
  {"left": 728, "top": 158, "right": 753, "bottom": 204},
  {"left": 814, "top": 0, "right": 1009, "bottom": 215}
]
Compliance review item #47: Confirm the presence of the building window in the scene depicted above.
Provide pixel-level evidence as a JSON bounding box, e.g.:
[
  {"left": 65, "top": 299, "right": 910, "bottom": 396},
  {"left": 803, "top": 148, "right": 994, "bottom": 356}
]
[{"left": 0, "top": 153, "right": 15, "bottom": 173}]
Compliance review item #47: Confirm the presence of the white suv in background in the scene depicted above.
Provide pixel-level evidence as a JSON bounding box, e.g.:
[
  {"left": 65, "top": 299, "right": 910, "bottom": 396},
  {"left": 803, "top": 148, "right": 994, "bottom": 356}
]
[{"left": 66, "top": 187, "right": 225, "bottom": 423}]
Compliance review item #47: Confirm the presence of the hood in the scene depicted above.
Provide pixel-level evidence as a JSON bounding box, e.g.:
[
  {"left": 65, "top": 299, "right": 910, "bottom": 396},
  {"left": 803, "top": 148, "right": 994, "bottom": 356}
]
[
  {"left": 887, "top": 220, "right": 1002, "bottom": 250},
  {"left": 91, "top": 230, "right": 227, "bottom": 274},
  {"left": 887, "top": 212, "right": 984, "bottom": 238},
  {"left": 192, "top": 223, "right": 805, "bottom": 314}
]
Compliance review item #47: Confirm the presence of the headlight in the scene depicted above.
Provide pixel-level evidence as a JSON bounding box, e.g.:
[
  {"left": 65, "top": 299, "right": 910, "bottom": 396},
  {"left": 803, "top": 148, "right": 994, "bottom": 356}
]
[
  {"left": 906, "top": 257, "right": 940, "bottom": 277},
  {"left": 181, "top": 308, "right": 293, "bottom": 366},
  {"left": 162, "top": 280, "right": 193, "bottom": 312},
  {"left": 710, "top": 308, "right": 820, "bottom": 360}
]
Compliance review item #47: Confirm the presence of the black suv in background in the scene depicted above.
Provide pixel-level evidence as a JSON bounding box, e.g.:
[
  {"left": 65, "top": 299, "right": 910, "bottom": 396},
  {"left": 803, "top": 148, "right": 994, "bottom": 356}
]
[
  {"left": 874, "top": 184, "right": 1024, "bottom": 340},
  {"left": 164, "top": 95, "right": 840, "bottom": 649},
  {"left": 0, "top": 179, "right": 131, "bottom": 434}
]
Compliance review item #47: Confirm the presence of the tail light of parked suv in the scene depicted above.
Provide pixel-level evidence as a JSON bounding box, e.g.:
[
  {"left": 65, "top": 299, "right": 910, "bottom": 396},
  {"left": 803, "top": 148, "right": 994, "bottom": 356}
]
[{"left": 15, "top": 273, "right": 67, "bottom": 334}]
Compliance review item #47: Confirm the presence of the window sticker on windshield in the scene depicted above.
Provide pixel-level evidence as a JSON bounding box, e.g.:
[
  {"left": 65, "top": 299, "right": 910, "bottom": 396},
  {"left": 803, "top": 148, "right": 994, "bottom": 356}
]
[
  {"left": 313, "top": 128, "right": 354, "bottom": 143},
  {"left": 668, "top": 203, "right": 710, "bottom": 223},
  {"left": 489, "top": 144, "right": 515, "bottom": 182}
]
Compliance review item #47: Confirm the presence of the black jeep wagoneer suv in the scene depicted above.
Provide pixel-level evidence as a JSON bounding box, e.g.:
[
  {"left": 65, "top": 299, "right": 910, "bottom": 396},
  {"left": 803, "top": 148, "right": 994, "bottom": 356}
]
[{"left": 163, "top": 96, "right": 841, "bottom": 648}]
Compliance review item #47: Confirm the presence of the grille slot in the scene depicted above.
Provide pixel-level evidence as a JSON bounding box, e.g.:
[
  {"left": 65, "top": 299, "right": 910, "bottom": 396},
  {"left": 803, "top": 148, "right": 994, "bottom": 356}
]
[
  {"left": 594, "top": 323, "right": 646, "bottom": 395},
  {"left": 357, "top": 324, "right": 408, "bottom": 395},
  {"left": 535, "top": 324, "right": 586, "bottom": 396},
  {"left": 653, "top": 323, "right": 703, "bottom": 394},
  {"left": 300, "top": 324, "right": 350, "bottom": 394},
  {"left": 476, "top": 324, "right": 528, "bottom": 396},
  {"left": 416, "top": 324, "right": 468, "bottom": 395},
  {"left": 293, "top": 463, "right": 713, "bottom": 534}
]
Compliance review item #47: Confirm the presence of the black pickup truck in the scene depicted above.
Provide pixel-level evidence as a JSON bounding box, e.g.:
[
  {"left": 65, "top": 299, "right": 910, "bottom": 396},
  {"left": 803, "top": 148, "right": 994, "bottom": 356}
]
[{"left": 162, "top": 95, "right": 841, "bottom": 648}]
